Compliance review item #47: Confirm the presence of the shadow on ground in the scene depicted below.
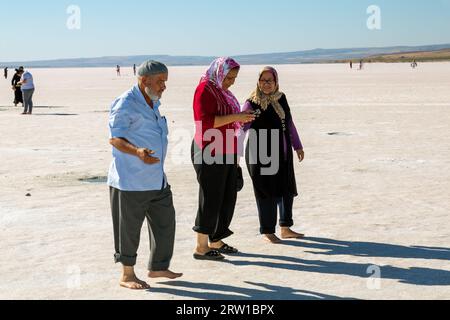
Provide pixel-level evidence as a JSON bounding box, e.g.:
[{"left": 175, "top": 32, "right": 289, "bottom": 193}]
[
  {"left": 283, "top": 237, "right": 450, "bottom": 261},
  {"left": 222, "top": 237, "right": 450, "bottom": 286},
  {"left": 147, "top": 238, "right": 449, "bottom": 300},
  {"left": 1, "top": 105, "right": 67, "bottom": 109},
  {"left": 150, "top": 281, "right": 357, "bottom": 300},
  {"left": 33, "top": 113, "right": 78, "bottom": 116},
  {"left": 33, "top": 106, "right": 67, "bottom": 109}
]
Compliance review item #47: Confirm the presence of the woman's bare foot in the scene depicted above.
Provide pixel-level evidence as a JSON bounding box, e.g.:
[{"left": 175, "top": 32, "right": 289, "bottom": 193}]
[
  {"left": 209, "top": 240, "right": 225, "bottom": 249},
  {"left": 120, "top": 275, "right": 151, "bottom": 290},
  {"left": 263, "top": 234, "right": 282, "bottom": 244},
  {"left": 281, "top": 227, "right": 305, "bottom": 239},
  {"left": 195, "top": 245, "right": 214, "bottom": 256},
  {"left": 195, "top": 233, "right": 217, "bottom": 256},
  {"left": 148, "top": 270, "right": 183, "bottom": 279}
]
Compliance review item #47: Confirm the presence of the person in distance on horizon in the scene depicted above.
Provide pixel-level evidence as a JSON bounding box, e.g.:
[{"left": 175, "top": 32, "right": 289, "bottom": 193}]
[
  {"left": 11, "top": 68, "right": 24, "bottom": 107},
  {"left": 18, "top": 67, "right": 35, "bottom": 115}
]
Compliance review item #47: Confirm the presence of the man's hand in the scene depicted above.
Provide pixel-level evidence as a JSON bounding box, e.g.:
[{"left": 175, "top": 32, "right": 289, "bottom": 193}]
[
  {"left": 296, "top": 149, "right": 305, "bottom": 163},
  {"left": 109, "top": 138, "right": 160, "bottom": 165},
  {"left": 136, "top": 148, "right": 160, "bottom": 165}
]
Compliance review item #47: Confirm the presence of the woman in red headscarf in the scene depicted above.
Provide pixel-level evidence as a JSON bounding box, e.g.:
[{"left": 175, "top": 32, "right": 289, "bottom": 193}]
[{"left": 191, "top": 57, "right": 255, "bottom": 261}]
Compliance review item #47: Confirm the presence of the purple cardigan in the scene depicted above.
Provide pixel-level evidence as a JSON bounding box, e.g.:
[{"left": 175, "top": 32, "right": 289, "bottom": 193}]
[{"left": 242, "top": 101, "right": 303, "bottom": 154}]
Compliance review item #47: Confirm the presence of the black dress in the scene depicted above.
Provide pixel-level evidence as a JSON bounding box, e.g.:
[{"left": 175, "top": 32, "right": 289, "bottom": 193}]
[
  {"left": 245, "top": 94, "right": 298, "bottom": 200},
  {"left": 11, "top": 73, "right": 23, "bottom": 104}
]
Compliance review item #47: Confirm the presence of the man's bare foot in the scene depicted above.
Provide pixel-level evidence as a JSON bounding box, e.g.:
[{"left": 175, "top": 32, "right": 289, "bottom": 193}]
[
  {"left": 281, "top": 227, "right": 305, "bottom": 239},
  {"left": 263, "top": 234, "right": 282, "bottom": 244},
  {"left": 148, "top": 270, "right": 183, "bottom": 279},
  {"left": 120, "top": 275, "right": 151, "bottom": 290}
]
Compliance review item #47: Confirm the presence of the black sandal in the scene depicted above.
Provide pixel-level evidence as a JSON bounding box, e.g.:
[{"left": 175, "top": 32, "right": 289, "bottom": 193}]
[
  {"left": 217, "top": 244, "right": 239, "bottom": 254},
  {"left": 193, "top": 250, "right": 225, "bottom": 261}
]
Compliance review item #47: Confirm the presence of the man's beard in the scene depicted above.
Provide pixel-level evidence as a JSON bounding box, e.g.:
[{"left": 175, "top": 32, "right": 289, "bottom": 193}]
[{"left": 145, "top": 87, "right": 160, "bottom": 103}]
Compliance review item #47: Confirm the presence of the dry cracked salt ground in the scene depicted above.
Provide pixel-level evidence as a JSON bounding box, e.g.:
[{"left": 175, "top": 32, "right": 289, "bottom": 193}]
[{"left": 0, "top": 63, "right": 449, "bottom": 300}]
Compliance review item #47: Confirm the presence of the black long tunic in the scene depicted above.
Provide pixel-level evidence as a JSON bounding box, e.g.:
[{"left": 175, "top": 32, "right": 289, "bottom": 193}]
[
  {"left": 245, "top": 94, "right": 298, "bottom": 199},
  {"left": 11, "top": 73, "right": 23, "bottom": 104}
]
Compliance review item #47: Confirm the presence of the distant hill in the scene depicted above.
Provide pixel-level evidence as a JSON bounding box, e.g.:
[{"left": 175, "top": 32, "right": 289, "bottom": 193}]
[
  {"left": 0, "top": 55, "right": 217, "bottom": 69},
  {"left": 2, "top": 44, "right": 450, "bottom": 68},
  {"left": 362, "top": 48, "right": 450, "bottom": 63},
  {"left": 235, "top": 44, "right": 450, "bottom": 65}
]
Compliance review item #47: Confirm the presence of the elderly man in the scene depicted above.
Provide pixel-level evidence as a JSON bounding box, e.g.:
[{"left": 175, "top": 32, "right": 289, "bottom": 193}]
[{"left": 108, "top": 60, "right": 182, "bottom": 290}]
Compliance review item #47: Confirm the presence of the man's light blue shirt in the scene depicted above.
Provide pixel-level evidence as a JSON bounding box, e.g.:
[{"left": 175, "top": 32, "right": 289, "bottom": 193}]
[{"left": 107, "top": 85, "right": 169, "bottom": 191}]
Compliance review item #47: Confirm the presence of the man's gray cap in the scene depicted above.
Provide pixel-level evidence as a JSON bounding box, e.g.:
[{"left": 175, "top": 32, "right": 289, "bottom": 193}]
[{"left": 137, "top": 60, "right": 168, "bottom": 77}]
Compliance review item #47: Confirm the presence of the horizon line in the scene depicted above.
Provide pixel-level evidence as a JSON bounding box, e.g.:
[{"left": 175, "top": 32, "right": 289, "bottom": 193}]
[{"left": 2, "top": 42, "right": 450, "bottom": 64}]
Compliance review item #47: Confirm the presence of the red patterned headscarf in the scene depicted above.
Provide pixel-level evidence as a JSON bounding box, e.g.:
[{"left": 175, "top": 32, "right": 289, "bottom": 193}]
[{"left": 200, "top": 57, "right": 242, "bottom": 130}]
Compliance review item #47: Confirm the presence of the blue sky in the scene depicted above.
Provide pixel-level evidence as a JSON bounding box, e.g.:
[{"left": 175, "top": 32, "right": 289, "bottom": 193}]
[{"left": 1, "top": 0, "right": 450, "bottom": 61}]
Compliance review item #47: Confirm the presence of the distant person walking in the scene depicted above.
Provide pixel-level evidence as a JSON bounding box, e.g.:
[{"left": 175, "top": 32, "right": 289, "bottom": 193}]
[
  {"left": 116, "top": 65, "right": 121, "bottom": 76},
  {"left": 411, "top": 59, "right": 418, "bottom": 69},
  {"left": 359, "top": 60, "right": 364, "bottom": 70},
  {"left": 133, "top": 64, "right": 137, "bottom": 76},
  {"left": 19, "top": 67, "right": 35, "bottom": 115},
  {"left": 350, "top": 61, "right": 353, "bottom": 69},
  {"left": 11, "top": 68, "right": 24, "bottom": 107},
  {"left": 4, "top": 67, "right": 8, "bottom": 79}
]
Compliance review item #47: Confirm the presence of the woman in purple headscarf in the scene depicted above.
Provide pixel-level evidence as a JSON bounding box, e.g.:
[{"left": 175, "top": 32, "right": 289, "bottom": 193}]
[{"left": 191, "top": 57, "right": 255, "bottom": 261}]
